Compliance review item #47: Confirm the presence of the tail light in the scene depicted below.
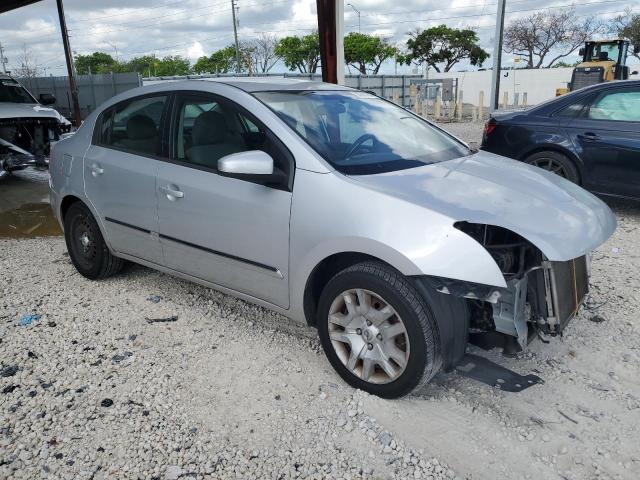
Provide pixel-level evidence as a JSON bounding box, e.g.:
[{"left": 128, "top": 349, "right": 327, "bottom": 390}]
[{"left": 483, "top": 119, "right": 497, "bottom": 137}]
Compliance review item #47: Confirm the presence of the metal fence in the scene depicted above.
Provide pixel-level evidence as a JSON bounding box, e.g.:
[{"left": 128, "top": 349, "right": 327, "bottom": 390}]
[
  {"left": 19, "top": 73, "right": 142, "bottom": 120},
  {"left": 144, "top": 73, "right": 435, "bottom": 107},
  {"left": 18, "top": 72, "right": 465, "bottom": 121}
]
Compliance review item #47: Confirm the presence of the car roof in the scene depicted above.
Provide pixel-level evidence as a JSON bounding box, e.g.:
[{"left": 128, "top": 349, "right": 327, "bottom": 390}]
[{"left": 190, "top": 76, "right": 354, "bottom": 92}]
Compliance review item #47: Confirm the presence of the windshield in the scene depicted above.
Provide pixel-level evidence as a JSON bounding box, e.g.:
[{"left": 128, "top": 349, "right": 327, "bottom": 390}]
[
  {"left": 254, "top": 90, "right": 469, "bottom": 175},
  {"left": 0, "top": 79, "right": 36, "bottom": 103}
]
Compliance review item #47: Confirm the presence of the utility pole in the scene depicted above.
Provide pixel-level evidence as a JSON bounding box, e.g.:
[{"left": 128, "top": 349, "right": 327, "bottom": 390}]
[
  {"left": 231, "top": 0, "right": 241, "bottom": 73},
  {"left": 489, "top": 0, "right": 506, "bottom": 112},
  {"left": 56, "top": 0, "right": 82, "bottom": 127},
  {"left": 0, "top": 42, "right": 6, "bottom": 74},
  {"left": 347, "top": 3, "right": 360, "bottom": 32}
]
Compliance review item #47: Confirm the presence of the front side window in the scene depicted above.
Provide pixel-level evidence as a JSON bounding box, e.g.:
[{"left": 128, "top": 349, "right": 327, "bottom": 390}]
[
  {"left": 588, "top": 89, "right": 640, "bottom": 122},
  {"left": 173, "top": 94, "right": 291, "bottom": 181},
  {"left": 100, "top": 95, "right": 167, "bottom": 156},
  {"left": 254, "top": 90, "right": 469, "bottom": 175}
]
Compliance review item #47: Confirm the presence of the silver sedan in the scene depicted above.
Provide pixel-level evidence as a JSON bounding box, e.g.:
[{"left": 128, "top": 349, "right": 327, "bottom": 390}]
[{"left": 49, "top": 78, "right": 615, "bottom": 398}]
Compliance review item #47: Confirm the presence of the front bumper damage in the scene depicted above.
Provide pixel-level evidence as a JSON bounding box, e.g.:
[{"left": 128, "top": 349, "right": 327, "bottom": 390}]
[
  {"left": 0, "top": 117, "right": 66, "bottom": 177},
  {"left": 433, "top": 255, "right": 590, "bottom": 349}
]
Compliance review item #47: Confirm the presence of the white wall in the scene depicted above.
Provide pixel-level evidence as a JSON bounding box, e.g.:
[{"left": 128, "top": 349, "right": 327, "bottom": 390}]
[{"left": 429, "top": 63, "right": 640, "bottom": 107}]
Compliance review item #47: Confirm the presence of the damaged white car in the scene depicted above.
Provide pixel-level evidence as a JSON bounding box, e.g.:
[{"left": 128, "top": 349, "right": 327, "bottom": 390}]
[
  {"left": 49, "top": 79, "right": 616, "bottom": 398},
  {"left": 0, "top": 73, "right": 71, "bottom": 178}
]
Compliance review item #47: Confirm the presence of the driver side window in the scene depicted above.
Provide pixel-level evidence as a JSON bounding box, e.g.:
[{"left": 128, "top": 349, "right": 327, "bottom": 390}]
[{"left": 172, "top": 94, "right": 293, "bottom": 186}]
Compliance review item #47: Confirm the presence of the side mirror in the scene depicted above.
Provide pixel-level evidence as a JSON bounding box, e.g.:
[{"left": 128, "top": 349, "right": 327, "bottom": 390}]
[
  {"left": 632, "top": 71, "right": 639, "bottom": 76},
  {"left": 578, "top": 48, "right": 585, "bottom": 57},
  {"left": 39, "top": 93, "right": 56, "bottom": 105},
  {"left": 218, "top": 150, "right": 274, "bottom": 176},
  {"left": 634, "top": 45, "right": 640, "bottom": 55}
]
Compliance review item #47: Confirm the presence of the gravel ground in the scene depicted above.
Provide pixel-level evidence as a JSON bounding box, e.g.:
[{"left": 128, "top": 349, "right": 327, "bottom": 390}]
[{"left": 1, "top": 123, "right": 639, "bottom": 480}]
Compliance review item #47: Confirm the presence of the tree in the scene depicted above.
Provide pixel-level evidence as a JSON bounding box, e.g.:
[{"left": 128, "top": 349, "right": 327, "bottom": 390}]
[
  {"left": 120, "top": 55, "right": 191, "bottom": 77},
  {"left": 401, "top": 25, "right": 488, "bottom": 72},
  {"left": 552, "top": 60, "right": 580, "bottom": 68},
  {"left": 504, "top": 9, "right": 601, "bottom": 68},
  {"left": 248, "top": 34, "right": 280, "bottom": 73},
  {"left": 344, "top": 32, "right": 397, "bottom": 74},
  {"left": 611, "top": 8, "right": 640, "bottom": 60},
  {"left": 14, "top": 45, "right": 42, "bottom": 78},
  {"left": 193, "top": 46, "right": 238, "bottom": 74},
  {"left": 275, "top": 32, "right": 320, "bottom": 73},
  {"left": 154, "top": 55, "right": 191, "bottom": 76},
  {"left": 75, "top": 52, "right": 117, "bottom": 74}
]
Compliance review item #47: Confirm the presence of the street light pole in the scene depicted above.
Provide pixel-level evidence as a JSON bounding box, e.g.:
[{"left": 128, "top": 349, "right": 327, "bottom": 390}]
[{"left": 347, "top": 3, "right": 360, "bottom": 32}]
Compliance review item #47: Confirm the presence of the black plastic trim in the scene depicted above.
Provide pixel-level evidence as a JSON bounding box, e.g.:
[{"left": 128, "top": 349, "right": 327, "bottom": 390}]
[
  {"left": 104, "top": 217, "right": 150, "bottom": 234},
  {"left": 159, "top": 233, "right": 278, "bottom": 273},
  {"left": 104, "top": 216, "right": 278, "bottom": 273}
]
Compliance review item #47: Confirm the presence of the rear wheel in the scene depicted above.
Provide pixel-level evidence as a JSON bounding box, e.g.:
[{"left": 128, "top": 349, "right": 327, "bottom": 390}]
[
  {"left": 64, "top": 202, "right": 124, "bottom": 280},
  {"left": 526, "top": 151, "right": 580, "bottom": 184},
  {"left": 317, "top": 262, "right": 442, "bottom": 398}
]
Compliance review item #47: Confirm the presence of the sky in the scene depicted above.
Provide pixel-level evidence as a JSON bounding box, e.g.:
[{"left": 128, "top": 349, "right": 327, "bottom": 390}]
[{"left": 0, "top": 0, "right": 633, "bottom": 76}]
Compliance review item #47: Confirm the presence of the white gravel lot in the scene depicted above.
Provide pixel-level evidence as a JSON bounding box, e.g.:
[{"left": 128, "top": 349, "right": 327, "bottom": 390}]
[{"left": 1, "top": 123, "right": 639, "bottom": 480}]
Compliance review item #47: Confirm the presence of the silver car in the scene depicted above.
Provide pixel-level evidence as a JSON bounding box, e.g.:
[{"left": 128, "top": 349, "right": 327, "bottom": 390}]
[{"left": 49, "top": 78, "right": 616, "bottom": 398}]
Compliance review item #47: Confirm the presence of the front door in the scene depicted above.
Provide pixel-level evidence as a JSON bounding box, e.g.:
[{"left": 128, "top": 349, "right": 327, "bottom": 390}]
[
  {"left": 84, "top": 94, "right": 169, "bottom": 264},
  {"left": 157, "top": 93, "right": 293, "bottom": 308},
  {"left": 567, "top": 86, "right": 640, "bottom": 198}
]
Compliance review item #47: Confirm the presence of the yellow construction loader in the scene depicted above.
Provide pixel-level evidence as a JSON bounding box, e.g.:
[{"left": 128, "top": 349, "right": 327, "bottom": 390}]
[{"left": 556, "top": 39, "right": 639, "bottom": 95}]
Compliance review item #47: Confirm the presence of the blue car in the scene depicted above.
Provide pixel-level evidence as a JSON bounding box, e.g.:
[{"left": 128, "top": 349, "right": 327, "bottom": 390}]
[{"left": 481, "top": 80, "right": 640, "bottom": 200}]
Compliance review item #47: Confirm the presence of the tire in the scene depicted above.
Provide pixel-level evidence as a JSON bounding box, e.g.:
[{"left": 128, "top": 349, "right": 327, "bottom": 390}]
[
  {"left": 64, "top": 202, "right": 124, "bottom": 280},
  {"left": 317, "top": 261, "right": 442, "bottom": 398},
  {"left": 526, "top": 151, "right": 580, "bottom": 184}
]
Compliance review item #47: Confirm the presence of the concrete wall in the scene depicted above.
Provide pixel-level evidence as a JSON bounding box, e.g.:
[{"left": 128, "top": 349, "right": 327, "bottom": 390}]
[{"left": 430, "top": 62, "right": 640, "bottom": 108}]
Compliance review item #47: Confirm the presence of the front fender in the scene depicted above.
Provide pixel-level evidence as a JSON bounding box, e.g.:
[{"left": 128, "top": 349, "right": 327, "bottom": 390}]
[{"left": 288, "top": 170, "right": 507, "bottom": 322}]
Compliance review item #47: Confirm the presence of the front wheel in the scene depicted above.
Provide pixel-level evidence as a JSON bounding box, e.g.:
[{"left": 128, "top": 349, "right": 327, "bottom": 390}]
[{"left": 317, "top": 262, "right": 441, "bottom": 398}]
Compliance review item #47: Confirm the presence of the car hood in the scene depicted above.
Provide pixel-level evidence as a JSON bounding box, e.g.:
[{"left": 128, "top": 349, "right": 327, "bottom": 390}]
[
  {"left": 350, "top": 150, "right": 616, "bottom": 261},
  {"left": 0, "top": 102, "right": 70, "bottom": 125}
]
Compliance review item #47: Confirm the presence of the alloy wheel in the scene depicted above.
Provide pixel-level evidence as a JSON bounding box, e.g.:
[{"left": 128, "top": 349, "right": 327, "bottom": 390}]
[
  {"left": 530, "top": 157, "right": 568, "bottom": 178},
  {"left": 327, "top": 288, "right": 410, "bottom": 384}
]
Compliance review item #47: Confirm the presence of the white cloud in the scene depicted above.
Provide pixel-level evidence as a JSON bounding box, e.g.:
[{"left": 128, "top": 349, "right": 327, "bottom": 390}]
[{"left": 185, "top": 41, "right": 205, "bottom": 61}]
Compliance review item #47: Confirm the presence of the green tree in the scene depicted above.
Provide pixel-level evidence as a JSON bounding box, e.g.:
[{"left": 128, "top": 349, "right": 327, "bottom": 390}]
[
  {"left": 344, "top": 32, "right": 396, "bottom": 74},
  {"left": 118, "top": 55, "right": 191, "bottom": 77},
  {"left": 275, "top": 32, "right": 320, "bottom": 73},
  {"left": 193, "top": 46, "right": 238, "bottom": 74},
  {"left": 154, "top": 55, "right": 191, "bottom": 76},
  {"left": 612, "top": 8, "right": 640, "bottom": 60},
  {"left": 402, "top": 25, "right": 489, "bottom": 72},
  {"left": 75, "top": 52, "right": 118, "bottom": 74},
  {"left": 552, "top": 60, "right": 580, "bottom": 68}
]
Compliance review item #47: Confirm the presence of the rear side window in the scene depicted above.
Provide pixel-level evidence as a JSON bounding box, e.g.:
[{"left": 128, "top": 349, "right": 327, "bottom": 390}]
[
  {"left": 554, "top": 98, "right": 589, "bottom": 118},
  {"left": 588, "top": 89, "right": 640, "bottom": 122},
  {"left": 96, "top": 95, "right": 168, "bottom": 156}
]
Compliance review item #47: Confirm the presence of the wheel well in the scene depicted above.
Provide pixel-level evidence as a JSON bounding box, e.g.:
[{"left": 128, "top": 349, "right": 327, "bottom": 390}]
[
  {"left": 60, "top": 195, "right": 82, "bottom": 221},
  {"left": 522, "top": 146, "right": 583, "bottom": 185},
  {"left": 303, "top": 252, "right": 387, "bottom": 327}
]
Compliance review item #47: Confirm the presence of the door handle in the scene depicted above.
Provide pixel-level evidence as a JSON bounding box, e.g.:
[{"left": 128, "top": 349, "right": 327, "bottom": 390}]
[
  {"left": 159, "top": 185, "right": 184, "bottom": 199},
  {"left": 578, "top": 132, "right": 600, "bottom": 142},
  {"left": 89, "top": 163, "right": 104, "bottom": 176}
]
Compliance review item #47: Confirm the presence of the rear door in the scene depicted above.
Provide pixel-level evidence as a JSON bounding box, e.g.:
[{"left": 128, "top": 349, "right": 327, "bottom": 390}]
[
  {"left": 566, "top": 86, "right": 640, "bottom": 198},
  {"left": 156, "top": 92, "right": 294, "bottom": 308},
  {"left": 84, "top": 94, "right": 169, "bottom": 263}
]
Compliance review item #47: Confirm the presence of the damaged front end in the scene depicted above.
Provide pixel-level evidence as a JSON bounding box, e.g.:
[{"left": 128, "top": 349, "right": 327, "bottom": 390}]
[
  {"left": 0, "top": 117, "right": 67, "bottom": 177},
  {"left": 435, "top": 222, "right": 591, "bottom": 350}
]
